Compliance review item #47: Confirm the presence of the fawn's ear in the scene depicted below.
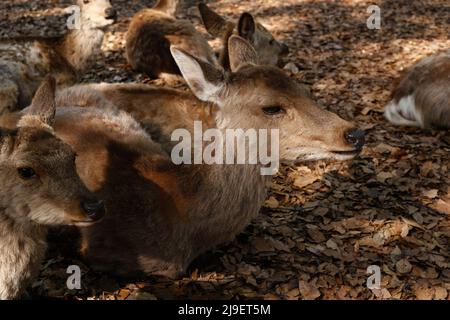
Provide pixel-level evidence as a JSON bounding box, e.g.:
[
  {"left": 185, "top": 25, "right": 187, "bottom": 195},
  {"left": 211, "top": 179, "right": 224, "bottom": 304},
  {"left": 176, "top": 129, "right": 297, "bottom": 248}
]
[
  {"left": 237, "top": 12, "right": 256, "bottom": 42},
  {"left": 198, "top": 3, "right": 231, "bottom": 38},
  {"left": 228, "top": 35, "right": 258, "bottom": 72},
  {"left": 27, "top": 76, "right": 56, "bottom": 127},
  {"left": 171, "top": 46, "right": 225, "bottom": 102}
]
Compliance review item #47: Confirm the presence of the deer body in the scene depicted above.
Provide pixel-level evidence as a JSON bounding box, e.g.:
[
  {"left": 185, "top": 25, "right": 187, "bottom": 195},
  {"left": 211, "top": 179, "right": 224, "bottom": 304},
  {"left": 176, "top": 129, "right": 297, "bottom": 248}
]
[
  {"left": 385, "top": 49, "right": 450, "bottom": 129},
  {"left": 125, "top": 0, "right": 216, "bottom": 78},
  {"left": 0, "top": 77, "right": 105, "bottom": 300},
  {"left": 2, "top": 37, "right": 364, "bottom": 278},
  {"left": 51, "top": 83, "right": 266, "bottom": 276},
  {"left": 0, "top": 0, "right": 116, "bottom": 115}
]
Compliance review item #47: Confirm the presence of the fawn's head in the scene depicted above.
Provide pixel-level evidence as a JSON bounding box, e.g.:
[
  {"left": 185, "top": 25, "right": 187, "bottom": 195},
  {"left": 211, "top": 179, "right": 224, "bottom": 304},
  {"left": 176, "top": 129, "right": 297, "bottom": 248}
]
[
  {"left": 198, "top": 3, "right": 288, "bottom": 67},
  {"left": 0, "top": 77, "right": 105, "bottom": 226},
  {"left": 78, "top": 0, "right": 116, "bottom": 29},
  {"left": 171, "top": 36, "right": 364, "bottom": 162},
  {"left": 237, "top": 12, "right": 288, "bottom": 66}
]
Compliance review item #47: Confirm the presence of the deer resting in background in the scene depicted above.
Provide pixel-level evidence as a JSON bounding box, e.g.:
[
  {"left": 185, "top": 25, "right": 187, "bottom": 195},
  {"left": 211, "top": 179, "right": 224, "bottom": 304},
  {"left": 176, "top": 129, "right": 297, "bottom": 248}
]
[
  {"left": 125, "top": 0, "right": 216, "bottom": 78},
  {"left": 384, "top": 49, "right": 450, "bottom": 129},
  {"left": 198, "top": 2, "right": 289, "bottom": 70},
  {"left": 0, "top": 0, "right": 116, "bottom": 115}
]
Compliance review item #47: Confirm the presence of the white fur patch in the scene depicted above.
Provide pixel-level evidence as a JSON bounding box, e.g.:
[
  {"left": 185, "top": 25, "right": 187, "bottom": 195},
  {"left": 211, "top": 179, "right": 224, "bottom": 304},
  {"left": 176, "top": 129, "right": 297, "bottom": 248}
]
[{"left": 384, "top": 95, "right": 422, "bottom": 127}]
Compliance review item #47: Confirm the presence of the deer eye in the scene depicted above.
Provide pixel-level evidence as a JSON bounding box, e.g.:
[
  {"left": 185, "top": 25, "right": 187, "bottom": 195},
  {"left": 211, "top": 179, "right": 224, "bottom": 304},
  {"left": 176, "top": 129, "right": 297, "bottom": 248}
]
[
  {"left": 17, "top": 167, "right": 37, "bottom": 180},
  {"left": 83, "top": 0, "right": 90, "bottom": 4},
  {"left": 262, "top": 106, "right": 285, "bottom": 115}
]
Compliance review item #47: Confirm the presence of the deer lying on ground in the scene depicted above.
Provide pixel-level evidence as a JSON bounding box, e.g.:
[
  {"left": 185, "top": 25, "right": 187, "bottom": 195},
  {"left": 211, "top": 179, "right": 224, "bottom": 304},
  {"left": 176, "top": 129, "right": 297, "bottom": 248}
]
[
  {"left": 125, "top": 0, "right": 216, "bottom": 78},
  {"left": 198, "top": 2, "right": 289, "bottom": 70},
  {"left": 0, "top": 0, "right": 116, "bottom": 115},
  {"left": 384, "top": 49, "right": 450, "bottom": 129},
  {"left": 0, "top": 77, "right": 105, "bottom": 300},
  {"left": 2, "top": 36, "right": 365, "bottom": 278}
]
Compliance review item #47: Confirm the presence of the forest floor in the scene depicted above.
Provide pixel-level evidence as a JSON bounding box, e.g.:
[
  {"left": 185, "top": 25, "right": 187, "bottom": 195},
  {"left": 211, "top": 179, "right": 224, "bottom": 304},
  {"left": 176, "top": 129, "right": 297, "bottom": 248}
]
[{"left": 1, "top": 0, "right": 449, "bottom": 300}]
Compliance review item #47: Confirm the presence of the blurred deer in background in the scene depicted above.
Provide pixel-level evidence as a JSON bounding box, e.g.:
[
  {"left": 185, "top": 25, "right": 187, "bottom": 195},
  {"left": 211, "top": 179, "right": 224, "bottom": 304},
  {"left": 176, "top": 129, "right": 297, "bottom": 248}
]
[
  {"left": 125, "top": 0, "right": 217, "bottom": 78},
  {"left": 198, "top": 2, "right": 289, "bottom": 70},
  {"left": 385, "top": 49, "right": 450, "bottom": 129},
  {"left": 0, "top": 0, "right": 116, "bottom": 115}
]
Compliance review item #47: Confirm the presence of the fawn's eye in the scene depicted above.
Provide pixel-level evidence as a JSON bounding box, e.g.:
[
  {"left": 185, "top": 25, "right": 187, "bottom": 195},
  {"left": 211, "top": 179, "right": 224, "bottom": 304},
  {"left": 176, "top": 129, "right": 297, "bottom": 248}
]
[
  {"left": 83, "top": 0, "right": 90, "bottom": 4},
  {"left": 17, "top": 167, "right": 37, "bottom": 180},
  {"left": 262, "top": 106, "right": 285, "bottom": 116}
]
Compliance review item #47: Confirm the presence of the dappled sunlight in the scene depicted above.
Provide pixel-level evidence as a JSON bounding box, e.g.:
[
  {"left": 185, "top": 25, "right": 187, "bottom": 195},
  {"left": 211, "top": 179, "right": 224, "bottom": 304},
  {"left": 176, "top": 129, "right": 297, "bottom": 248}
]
[{"left": 1, "top": 0, "right": 449, "bottom": 300}]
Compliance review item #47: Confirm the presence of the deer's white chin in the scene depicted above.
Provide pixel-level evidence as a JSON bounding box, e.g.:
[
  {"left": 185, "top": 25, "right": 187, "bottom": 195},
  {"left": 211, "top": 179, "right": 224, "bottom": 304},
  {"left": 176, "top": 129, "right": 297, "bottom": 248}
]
[
  {"left": 72, "top": 220, "right": 98, "bottom": 227},
  {"left": 284, "top": 147, "right": 360, "bottom": 162}
]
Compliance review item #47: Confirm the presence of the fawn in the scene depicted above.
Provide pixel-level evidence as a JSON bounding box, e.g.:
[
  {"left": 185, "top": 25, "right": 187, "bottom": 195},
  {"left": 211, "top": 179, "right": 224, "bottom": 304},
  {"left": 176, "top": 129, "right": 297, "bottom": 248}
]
[
  {"left": 384, "top": 49, "right": 450, "bottom": 129},
  {"left": 125, "top": 0, "right": 216, "bottom": 78},
  {"left": 198, "top": 2, "right": 289, "bottom": 70},
  {"left": 0, "top": 0, "right": 116, "bottom": 115},
  {"left": 3, "top": 36, "right": 364, "bottom": 278},
  {"left": 0, "top": 77, "right": 105, "bottom": 300}
]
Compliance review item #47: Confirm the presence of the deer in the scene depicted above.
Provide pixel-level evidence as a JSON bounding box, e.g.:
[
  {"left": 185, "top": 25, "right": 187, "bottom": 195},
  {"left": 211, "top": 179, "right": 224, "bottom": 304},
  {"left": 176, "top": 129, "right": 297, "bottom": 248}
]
[
  {"left": 125, "top": 0, "right": 217, "bottom": 79},
  {"left": 2, "top": 36, "right": 365, "bottom": 278},
  {"left": 0, "top": 77, "right": 105, "bottom": 300},
  {"left": 198, "top": 2, "right": 289, "bottom": 70},
  {"left": 0, "top": 0, "right": 116, "bottom": 115},
  {"left": 384, "top": 49, "right": 450, "bottom": 129}
]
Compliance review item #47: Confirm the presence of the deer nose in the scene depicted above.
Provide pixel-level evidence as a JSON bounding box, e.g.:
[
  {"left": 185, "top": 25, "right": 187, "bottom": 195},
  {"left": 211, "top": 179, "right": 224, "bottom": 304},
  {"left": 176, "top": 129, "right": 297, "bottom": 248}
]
[
  {"left": 105, "top": 7, "right": 117, "bottom": 20},
  {"left": 344, "top": 128, "right": 365, "bottom": 150},
  {"left": 82, "top": 199, "right": 106, "bottom": 221}
]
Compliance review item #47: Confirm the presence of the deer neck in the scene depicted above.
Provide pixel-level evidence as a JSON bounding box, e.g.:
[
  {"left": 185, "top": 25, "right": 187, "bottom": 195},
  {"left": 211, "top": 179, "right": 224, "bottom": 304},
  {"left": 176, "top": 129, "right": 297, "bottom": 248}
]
[
  {"left": 57, "top": 26, "right": 105, "bottom": 72},
  {"left": 168, "top": 101, "right": 272, "bottom": 225}
]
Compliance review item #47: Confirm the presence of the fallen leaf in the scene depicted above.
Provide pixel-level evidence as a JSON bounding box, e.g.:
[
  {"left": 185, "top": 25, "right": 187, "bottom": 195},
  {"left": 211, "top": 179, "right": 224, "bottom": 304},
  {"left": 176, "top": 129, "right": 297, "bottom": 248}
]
[
  {"left": 422, "top": 189, "right": 438, "bottom": 199},
  {"left": 396, "top": 259, "right": 412, "bottom": 274},
  {"left": 298, "top": 280, "right": 321, "bottom": 300},
  {"left": 265, "top": 196, "right": 279, "bottom": 209}
]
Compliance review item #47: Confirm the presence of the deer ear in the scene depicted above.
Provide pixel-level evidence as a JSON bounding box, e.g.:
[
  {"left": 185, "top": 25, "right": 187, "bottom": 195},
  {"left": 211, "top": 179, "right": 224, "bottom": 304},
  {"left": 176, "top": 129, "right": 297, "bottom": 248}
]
[
  {"left": 237, "top": 12, "right": 256, "bottom": 42},
  {"left": 228, "top": 35, "right": 258, "bottom": 72},
  {"left": 171, "top": 46, "right": 225, "bottom": 102},
  {"left": 28, "top": 76, "right": 56, "bottom": 127},
  {"left": 198, "top": 3, "right": 230, "bottom": 38}
]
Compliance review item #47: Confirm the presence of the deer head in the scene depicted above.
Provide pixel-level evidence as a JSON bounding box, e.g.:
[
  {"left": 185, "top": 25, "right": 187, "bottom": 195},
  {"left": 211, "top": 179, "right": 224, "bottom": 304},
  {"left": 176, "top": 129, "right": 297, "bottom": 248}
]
[
  {"left": 171, "top": 36, "right": 364, "bottom": 162},
  {"left": 0, "top": 77, "right": 105, "bottom": 226},
  {"left": 198, "top": 3, "right": 288, "bottom": 68}
]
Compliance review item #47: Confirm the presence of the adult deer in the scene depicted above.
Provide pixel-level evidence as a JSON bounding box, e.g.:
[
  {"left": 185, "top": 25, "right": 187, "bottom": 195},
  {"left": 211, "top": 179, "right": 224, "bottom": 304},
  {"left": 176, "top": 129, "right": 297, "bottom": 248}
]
[{"left": 2, "top": 36, "right": 364, "bottom": 278}]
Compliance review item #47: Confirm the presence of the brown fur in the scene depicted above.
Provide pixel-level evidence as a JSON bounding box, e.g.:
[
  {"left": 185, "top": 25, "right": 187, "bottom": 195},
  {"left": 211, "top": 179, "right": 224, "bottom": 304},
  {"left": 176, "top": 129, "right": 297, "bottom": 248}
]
[
  {"left": 0, "top": 0, "right": 115, "bottom": 114},
  {"left": 0, "top": 77, "right": 103, "bottom": 300},
  {"left": 386, "top": 49, "right": 450, "bottom": 129},
  {"left": 125, "top": 0, "right": 216, "bottom": 78},
  {"left": 198, "top": 3, "right": 288, "bottom": 70}
]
